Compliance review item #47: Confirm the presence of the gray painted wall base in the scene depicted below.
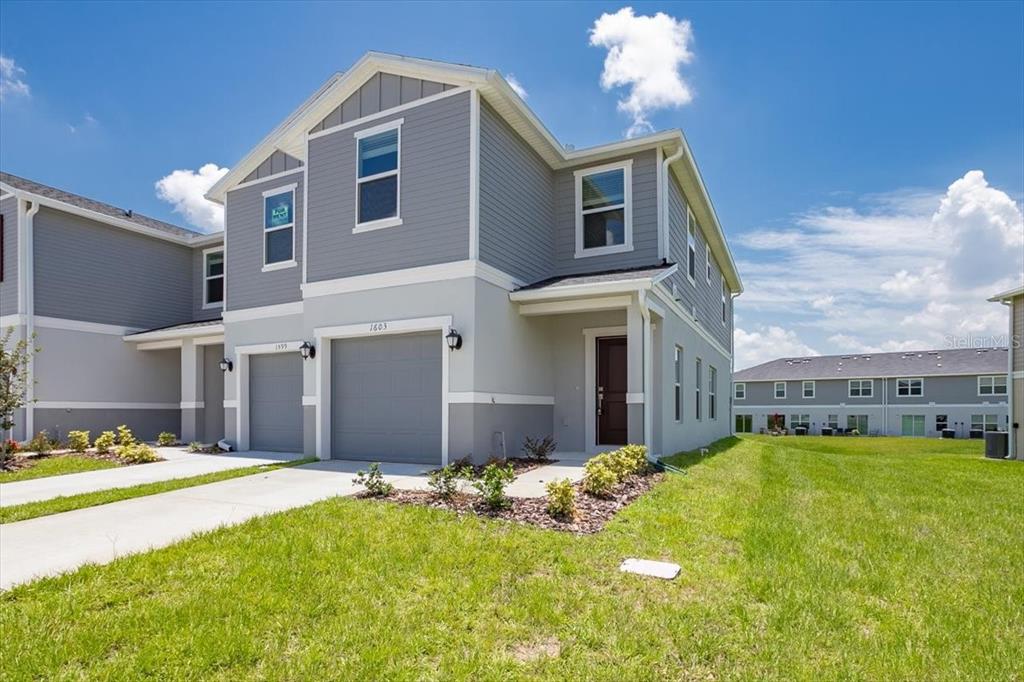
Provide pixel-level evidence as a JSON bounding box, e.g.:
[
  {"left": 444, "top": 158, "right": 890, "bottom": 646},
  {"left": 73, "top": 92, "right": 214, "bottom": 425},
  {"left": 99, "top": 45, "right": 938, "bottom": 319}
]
[
  {"left": 449, "top": 403, "right": 553, "bottom": 464},
  {"left": 33, "top": 408, "right": 180, "bottom": 442}
]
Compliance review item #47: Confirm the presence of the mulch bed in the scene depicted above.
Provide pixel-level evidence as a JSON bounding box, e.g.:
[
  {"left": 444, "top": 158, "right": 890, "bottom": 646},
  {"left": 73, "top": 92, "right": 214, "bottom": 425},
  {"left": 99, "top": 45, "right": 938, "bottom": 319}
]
[
  {"left": 436, "top": 456, "right": 558, "bottom": 478},
  {"left": 359, "top": 470, "right": 664, "bottom": 534},
  {"left": 0, "top": 449, "right": 156, "bottom": 472}
]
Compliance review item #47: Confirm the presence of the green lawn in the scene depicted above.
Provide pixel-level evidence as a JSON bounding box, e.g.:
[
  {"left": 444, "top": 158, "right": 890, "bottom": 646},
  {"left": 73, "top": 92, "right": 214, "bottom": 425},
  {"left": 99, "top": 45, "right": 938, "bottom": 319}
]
[
  {"left": 0, "top": 454, "right": 119, "bottom": 483},
  {"left": 0, "top": 458, "right": 317, "bottom": 524},
  {"left": 2, "top": 436, "right": 1021, "bottom": 680}
]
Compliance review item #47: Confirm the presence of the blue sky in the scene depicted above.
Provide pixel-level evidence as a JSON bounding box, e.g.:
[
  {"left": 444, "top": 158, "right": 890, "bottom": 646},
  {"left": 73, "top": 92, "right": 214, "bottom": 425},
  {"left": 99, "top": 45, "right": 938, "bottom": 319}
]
[{"left": 2, "top": 1, "right": 1022, "bottom": 367}]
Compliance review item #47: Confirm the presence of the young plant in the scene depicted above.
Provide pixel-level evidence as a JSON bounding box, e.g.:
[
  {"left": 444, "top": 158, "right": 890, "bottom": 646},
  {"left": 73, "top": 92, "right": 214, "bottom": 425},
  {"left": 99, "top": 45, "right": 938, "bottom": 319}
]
[
  {"left": 0, "top": 327, "right": 39, "bottom": 462},
  {"left": 473, "top": 462, "right": 516, "bottom": 509},
  {"left": 428, "top": 463, "right": 470, "bottom": 500},
  {"left": 94, "top": 431, "right": 116, "bottom": 454},
  {"left": 116, "top": 425, "right": 136, "bottom": 447},
  {"left": 353, "top": 462, "right": 394, "bottom": 497},
  {"left": 187, "top": 441, "right": 204, "bottom": 453},
  {"left": 117, "top": 442, "right": 160, "bottom": 463},
  {"left": 67, "top": 430, "right": 91, "bottom": 453},
  {"left": 522, "top": 435, "right": 557, "bottom": 461},
  {"left": 545, "top": 478, "right": 576, "bottom": 519},
  {"left": 26, "top": 430, "right": 54, "bottom": 455},
  {"left": 582, "top": 455, "right": 619, "bottom": 498},
  {"left": 157, "top": 432, "right": 177, "bottom": 447}
]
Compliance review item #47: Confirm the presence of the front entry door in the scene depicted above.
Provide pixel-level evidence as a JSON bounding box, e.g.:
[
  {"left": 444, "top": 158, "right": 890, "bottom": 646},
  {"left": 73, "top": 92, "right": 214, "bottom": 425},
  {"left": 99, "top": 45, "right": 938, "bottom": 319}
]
[{"left": 597, "top": 337, "right": 628, "bottom": 445}]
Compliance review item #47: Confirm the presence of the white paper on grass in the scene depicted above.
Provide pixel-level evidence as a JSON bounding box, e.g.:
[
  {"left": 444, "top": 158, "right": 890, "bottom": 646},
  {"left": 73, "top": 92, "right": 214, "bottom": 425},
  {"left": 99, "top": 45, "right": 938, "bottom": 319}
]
[{"left": 619, "top": 558, "right": 680, "bottom": 580}]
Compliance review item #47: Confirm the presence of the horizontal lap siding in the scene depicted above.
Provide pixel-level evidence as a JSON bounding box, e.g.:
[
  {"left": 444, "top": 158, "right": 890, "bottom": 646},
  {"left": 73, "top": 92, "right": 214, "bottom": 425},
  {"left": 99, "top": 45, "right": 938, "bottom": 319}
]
[
  {"left": 1014, "top": 296, "right": 1023, "bottom": 372},
  {"left": 224, "top": 175, "right": 304, "bottom": 311},
  {"left": 0, "top": 196, "right": 16, "bottom": 315},
  {"left": 33, "top": 207, "right": 193, "bottom": 328},
  {"left": 306, "top": 92, "right": 470, "bottom": 282},
  {"left": 478, "top": 100, "right": 554, "bottom": 284}
]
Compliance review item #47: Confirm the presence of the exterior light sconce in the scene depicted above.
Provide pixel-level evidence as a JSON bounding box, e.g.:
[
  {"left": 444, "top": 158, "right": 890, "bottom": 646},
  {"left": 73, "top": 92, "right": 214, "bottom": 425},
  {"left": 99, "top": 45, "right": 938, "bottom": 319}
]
[
  {"left": 299, "top": 341, "right": 316, "bottom": 360},
  {"left": 445, "top": 328, "right": 463, "bottom": 351},
  {"left": 219, "top": 357, "right": 234, "bottom": 372}
]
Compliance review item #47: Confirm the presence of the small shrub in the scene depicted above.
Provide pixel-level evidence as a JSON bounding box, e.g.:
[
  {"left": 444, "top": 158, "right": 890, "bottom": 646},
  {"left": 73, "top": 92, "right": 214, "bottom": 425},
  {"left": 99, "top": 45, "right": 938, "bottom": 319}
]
[
  {"left": 545, "top": 478, "right": 576, "bottom": 519},
  {"left": 3, "top": 439, "right": 20, "bottom": 455},
  {"left": 26, "top": 430, "right": 55, "bottom": 454},
  {"left": 523, "top": 435, "right": 557, "bottom": 461},
  {"left": 94, "top": 431, "right": 116, "bottom": 454},
  {"left": 187, "top": 441, "right": 204, "bottom": 453},
  {"left": 473, "top": 462, "right": 516, "bottom": 509},
  {"left": 353, "top": 462, "right": 394, "bottom": 497},
  {"left": 157, "top": 432, "right": 177, "bottom": 447},
  {"left": 611, "top": 444, "right": 648, "bottom": 477},
  {"left": 582, "top": 459, "right": 618, "bottom": 497},
  {"left": 428, "top": 463, "right": 471, "bottom": 500},
  {"left": 67, "top": 430, "right": 91, "bottom": 453},
  {"left": 117, "top": 442, "right": 160, "bottom": 463},
  {"left": 116, "top": 425, "right": 136, "bottom": 447}
]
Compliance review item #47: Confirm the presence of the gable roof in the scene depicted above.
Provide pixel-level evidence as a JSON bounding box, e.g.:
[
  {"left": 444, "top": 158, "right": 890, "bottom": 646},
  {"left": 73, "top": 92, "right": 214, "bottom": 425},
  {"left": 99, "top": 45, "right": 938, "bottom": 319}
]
[
  {"left": 205, "top": 51, "right": 742, "bottom": 294},
  {"left": 989, "top": 285, "right": 1024, "bottom": 302},
  {"left": 734, "top": 347, "right": 1009, "bottom": 382},
  {"left": 0, "top": 172, "right": 222, "bottom": 246}
]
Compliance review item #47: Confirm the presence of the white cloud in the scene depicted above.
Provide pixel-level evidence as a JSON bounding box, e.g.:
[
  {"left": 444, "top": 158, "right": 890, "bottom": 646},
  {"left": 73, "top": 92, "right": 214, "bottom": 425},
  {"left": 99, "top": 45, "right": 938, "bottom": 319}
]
[
  {"left": 67, "top": 112, "right": 98, "bottom": 134},
  {"left": 735, "top": 326, "right": 819, "bottom": 370},
  {"left": 0, "top": 55, "right": 30, "bottom": 101},
  {"left": 506, "top": 74, "right": 528, "bottom": 100},
  {"left": 589, "top": 6, "right": 695, "bottom": 138},
  {"left": 734, "top": 170, "right": 1023, "bottom": 357},
  {"left": 154, "top": 164, "right": 229, "bottom": 233}
]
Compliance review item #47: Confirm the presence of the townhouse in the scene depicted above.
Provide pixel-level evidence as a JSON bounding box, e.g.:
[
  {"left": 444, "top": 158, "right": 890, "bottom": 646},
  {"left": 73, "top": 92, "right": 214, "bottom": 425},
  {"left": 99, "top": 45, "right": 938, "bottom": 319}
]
[
  {"left": 732, "top": 348, "right": 1010, "bottom": 438},
  {"left": 1, "top": 51, "right": 743, "bottom": 464},
  {"left": 989, "top": 286, "right": 1023, "bottom": 458}
]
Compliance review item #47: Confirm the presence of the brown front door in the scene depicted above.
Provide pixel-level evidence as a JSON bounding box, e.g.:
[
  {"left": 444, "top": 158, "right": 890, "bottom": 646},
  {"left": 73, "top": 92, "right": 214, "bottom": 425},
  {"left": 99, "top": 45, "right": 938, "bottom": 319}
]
[{"left": 597, "top": 336, "right": 628, "bottom": 446}]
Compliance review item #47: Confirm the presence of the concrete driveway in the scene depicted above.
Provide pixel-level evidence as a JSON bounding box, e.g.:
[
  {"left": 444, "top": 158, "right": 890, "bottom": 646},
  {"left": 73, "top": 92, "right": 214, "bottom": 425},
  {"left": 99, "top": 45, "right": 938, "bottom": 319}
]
[
  {"left": 0, "top": 459, "right": 431, "bottom": 590},
  {"left": 0, "top": 448, "right": 305, "bottom": 507}
]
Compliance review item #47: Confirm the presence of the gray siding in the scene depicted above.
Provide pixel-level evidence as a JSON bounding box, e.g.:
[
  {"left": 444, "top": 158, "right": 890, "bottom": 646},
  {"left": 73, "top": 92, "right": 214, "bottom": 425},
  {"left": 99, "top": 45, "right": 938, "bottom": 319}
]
[
  {"left": 224, "top": 174, "right": 304, "bottom": 311},
  {"left": 310, "top": 72, "right": 456, "bottom": 134},
  {"left": 305, "top": 91, "right": 470, "bottom": 282},
  {"left": 0, "top": 196, "right": 16, "bottom": 315},
  {"left": 552, "top": 149, "right": 659, "bottom": 276},
  {"left": 478, "top": 99, "right": 555, "bottom": 284},
  {"left": 666, "top": 175, "right": 732, "bottom": 350},
  {"left": 33, "top": 206, "right": 193, "bottom": 328},
  {"left": 1014, "top": 295, "right": 1023, "bottom": 372},
  {"left": 202, "top": 343, "right": 225, "bottom": 442},
  {"left": 736, "top": 376, "right": 1007, "bottom": 407},
  {"left": 192, "top": 240, "right": 224, "bottom": 321},
  {"left": 241, "top": 151, "right": 303, "bottom": 184}
]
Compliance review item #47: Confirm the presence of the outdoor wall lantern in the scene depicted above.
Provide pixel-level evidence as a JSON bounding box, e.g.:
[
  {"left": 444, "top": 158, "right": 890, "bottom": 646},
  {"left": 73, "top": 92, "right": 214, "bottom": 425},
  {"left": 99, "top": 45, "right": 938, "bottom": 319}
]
[
  {"left": 299, "top": 341, "right": 316, "bottom": 360},
  {"left": 219, "top": 357, "right": 233, "bottom": 372},
  {"left": 445, "top": 328, "right": 463, "bottom": 351}
]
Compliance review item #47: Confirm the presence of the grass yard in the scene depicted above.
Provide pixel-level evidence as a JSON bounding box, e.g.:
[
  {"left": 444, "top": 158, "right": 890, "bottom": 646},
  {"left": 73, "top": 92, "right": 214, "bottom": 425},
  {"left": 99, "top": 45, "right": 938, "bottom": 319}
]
[
  {"left": 1, "top": 436, "right": 1021, "bottom": 680},
  {"left": 0, "top": 454, "right": 119, "bottom": 483}
]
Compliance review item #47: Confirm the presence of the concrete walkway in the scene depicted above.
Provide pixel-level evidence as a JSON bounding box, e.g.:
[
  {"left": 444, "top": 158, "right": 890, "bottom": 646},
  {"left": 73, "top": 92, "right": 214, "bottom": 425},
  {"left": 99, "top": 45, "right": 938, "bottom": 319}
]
[
  {"left": 0, "top": 448, "right": 305, "bottom": 507},
  {"left": 0, "top": 459, "right": 431, "bottom": 589},
  {"left": 505, "top": 457, "right": 587, "bottom": 498}
]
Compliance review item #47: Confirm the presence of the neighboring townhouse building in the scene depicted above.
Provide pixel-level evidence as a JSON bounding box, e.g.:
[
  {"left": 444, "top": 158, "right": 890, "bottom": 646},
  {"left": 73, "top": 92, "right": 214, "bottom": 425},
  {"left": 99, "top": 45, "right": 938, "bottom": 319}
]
[
  {"left": 0, "top": 173, "right": 225, "bottom": 444},
  {"left": 732, "top": 348, "right": 1010, "bottom": 438},
  {"left": 989, "top": 285, "right": 1023, "bottom": 459}
]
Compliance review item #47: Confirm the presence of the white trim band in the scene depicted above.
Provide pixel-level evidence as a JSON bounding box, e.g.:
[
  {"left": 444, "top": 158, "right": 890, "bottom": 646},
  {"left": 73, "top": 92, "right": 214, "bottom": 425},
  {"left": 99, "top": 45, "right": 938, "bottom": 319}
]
[
  {"left": 448, "top": 392, "right": 555, "bottom": 405},
  {"left": 34, "top": 401, "right": 180, "bottom": 410}
]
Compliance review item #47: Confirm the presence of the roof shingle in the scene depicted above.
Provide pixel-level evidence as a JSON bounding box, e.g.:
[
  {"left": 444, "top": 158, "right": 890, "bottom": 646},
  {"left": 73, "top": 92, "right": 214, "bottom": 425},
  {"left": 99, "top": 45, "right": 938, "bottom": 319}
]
[{"left": 734, "top": 347, "right": 1009, "bottom": 381}]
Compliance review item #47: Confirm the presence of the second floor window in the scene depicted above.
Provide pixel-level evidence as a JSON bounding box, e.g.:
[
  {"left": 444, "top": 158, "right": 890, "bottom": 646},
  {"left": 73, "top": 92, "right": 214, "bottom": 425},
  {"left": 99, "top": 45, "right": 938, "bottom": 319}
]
[
  {"left": 849, "top": 379, "right": 873, "bottom": 398},
  {"left": 575, "top": 160, "right": 632, "bottom": 257},
  {"left": 802, "top": 380, "right": 815, "bottom": 398},
  {"left": 687, "top": 210, "right": 697, "bottom": 282},
  {"left": 204, "top": 250, "right": 224, "bottom": 307},
  {"left": 356, "top": 122, "right": 401, "bottom": 228},
  {"left": 263, "top": 186, "right": 295, "bottom": 267},
  {"left": 709, "top": 366, "right": 717, "bottom": 420},
  {"left": 897, "top": 378, "right": 923, "bottom": 396},
  {"left": 721, "top": 277, "right": 728, "bottom": 324},
  {"left": 978, "top": 375, "right": 1007, "bottom": 396},
  {"left": 734, "top": 382, "right": 745, "bottom": 400},
  {"left": 774, "top": 381, "right": 786, "bottom": 399}
]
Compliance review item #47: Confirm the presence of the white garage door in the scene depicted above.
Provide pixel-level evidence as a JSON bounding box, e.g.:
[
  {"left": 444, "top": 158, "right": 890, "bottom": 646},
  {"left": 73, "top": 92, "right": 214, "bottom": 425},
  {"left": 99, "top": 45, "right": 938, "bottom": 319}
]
[
  {"left": 331, "top": 332, "right": 442, "bottom": 464},
  {"left": 249, "top": 353, "right": 303, "bottom": 452}
]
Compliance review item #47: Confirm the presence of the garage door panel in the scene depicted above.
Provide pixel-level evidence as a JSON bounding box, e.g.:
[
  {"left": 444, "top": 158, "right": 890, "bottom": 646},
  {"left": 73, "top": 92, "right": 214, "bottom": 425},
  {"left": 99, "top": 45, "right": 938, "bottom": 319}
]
[
  {"left": 250, "top": 353, "right": 303, "bottom": 453},
  {"left": 331, "top": 332, "right": 441, "bottom": 464}
]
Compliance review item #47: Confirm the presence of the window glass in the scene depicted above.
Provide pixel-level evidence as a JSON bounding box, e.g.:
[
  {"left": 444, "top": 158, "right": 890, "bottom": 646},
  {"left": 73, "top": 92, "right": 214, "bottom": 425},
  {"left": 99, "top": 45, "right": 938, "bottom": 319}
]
[
  {"left": 581, "top": 169, "right": 624, "bottom": 210},
  {"left": 358, "top": 175, "right": 399, "bottom": 223},
  {"left": 734, "top": 383, "right": 745, "bottom": 399},
  {"left": 579, "top": 168, "right": 626, "bottom": 250},
  {"left": 264, "top": 192, "right": 294, "bottom": 230},
  {"left": 583, "top": 209, "right": 625, "bottom": 249},
  {"left": 265, "top": 228, "right": 293, "bottom": 265},
  {"left": 206, "top": 251, "right": 223, "bottom": 278},
  {"left": 774, "top": 382, "right": 786, "bottom": 398},
  {"left": 204, "top": 250, "right": 224, "bottom": 305},
  {"left": 358, "top": 129, "right": 398, "bottom": 178},
  {"left": 803, "top": 381, "right": 815, "bottom": 398}
]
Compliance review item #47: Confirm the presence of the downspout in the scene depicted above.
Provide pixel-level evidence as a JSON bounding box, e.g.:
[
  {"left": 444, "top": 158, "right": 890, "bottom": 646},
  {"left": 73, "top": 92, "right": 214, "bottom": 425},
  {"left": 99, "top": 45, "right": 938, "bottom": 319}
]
[
  {"left": 23, "top": 199, "right": 40, "bottom": 439},
  {"left": 1003, "top": 299, "right": 1015, "bottom": 459},
  {"left": 639, "top": 290, "right": 653, "bottom": 451},
  {"left": 661, "top": 145, "right": 685, "bottom": 261}
]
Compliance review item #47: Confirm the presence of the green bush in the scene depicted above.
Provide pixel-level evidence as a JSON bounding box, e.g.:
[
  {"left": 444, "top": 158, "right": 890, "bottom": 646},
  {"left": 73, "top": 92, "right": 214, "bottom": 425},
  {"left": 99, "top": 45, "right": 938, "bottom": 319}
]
[
  {"left": 157, "top": 432, "right": 177, "bottom": 447},
  {"left": 66, "top": 430, "right": 91, "bottom": 453},
  {"left": 26, "top": 431, "right": 56, "bottom": 454},
  {"left": 353, "top": 463, "right": 394, "bottom": 497},
  {"left": 582, "top": 458, "right": 618, "bottom": 497},
  {"left": 117, "top": 442, "right": 160, "bottom": 464},
  {"left": 187, "top": 441, "right": 204, "bottom": 453},
  {"left": 94, "top": 431, "right": 116, "bottom": 454},
  {"left": 116, "top": 425, "right": 136, "bottom": 447},
  {"left": 428, "top": 463, "right": 471, "bottom": 500},
  {"left": 545, "top": 478, "right": 576, "bottom": 519},
  {"left": 612, "top": 444, "right": 648, "bottom": 477},
  {"left": 473, "top": 462, "right": 516, "bottom": 509}
]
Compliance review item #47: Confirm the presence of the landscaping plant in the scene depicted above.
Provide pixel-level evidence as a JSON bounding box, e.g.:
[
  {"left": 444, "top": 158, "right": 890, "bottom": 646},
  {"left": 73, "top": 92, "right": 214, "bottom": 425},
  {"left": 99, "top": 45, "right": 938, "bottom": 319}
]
[
  {"left": 0, "top": 327, "right": 39, "bottom": 465},
  {"left": 473, "top": 462, "right": 516, "bottom": 509},
  {"left": 157, "top": 432, "right": 177, "bottom": 447},
  {"left": 427, "top": 463, "right": 471, "bottom": 500},
  {"left": 582, "top": 456, "right": 619, "bottom": 497},
  {"left": 545, "top": 478, "right": 576, "bottom": 519},
  {"left": 522, "top": 435, "right": 557, "bottom": 461},
  {"left": 116, "top": 425, "right": 136, "bottom": 447},
  {"left": 353, "top": 462, "right": 394, "bottom": 497},
  {"left": 26, "top": 430, "right": 56, "bottom": 455},
  {"left": 67, "top": 430, "right": 91, "bottom": 453},
  {"left": 117, "top": 442, "right": 160, "bottom": 464},
  {"left": 187, "top": 441, "right": 204, "bottom": 453},
  {"left": 93, "top": 431, "right": 116, "bottom": 454}
]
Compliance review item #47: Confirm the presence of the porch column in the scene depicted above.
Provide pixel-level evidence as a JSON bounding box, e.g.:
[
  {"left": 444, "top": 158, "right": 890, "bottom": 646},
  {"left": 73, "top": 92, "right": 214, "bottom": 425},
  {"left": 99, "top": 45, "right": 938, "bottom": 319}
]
[
  {"left": 179, "top": 339, "right": 202, "bottom": 443},
  {"left": 626, "top": 300, "right": 645, "bottom": 444}
]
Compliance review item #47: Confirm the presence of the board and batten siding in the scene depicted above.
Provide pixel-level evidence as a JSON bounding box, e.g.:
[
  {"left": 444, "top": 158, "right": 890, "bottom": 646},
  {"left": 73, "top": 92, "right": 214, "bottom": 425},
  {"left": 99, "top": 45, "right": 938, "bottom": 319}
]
[
  {"left": 305, "top": 91, "right": 470, "bottom": 283},
  {"left": 33, "top": 206, "right": 193, "bottom": 329},
  {"left": 478, "top": 99, "right": 555, "bottom": 284},
  {"left": 0, "top": 196, "right": 17, "bottom": 315},
  {"left": 310, "top": 72, "right": 457, "bottom": 134},
  {"left": 224, "top": 174, "right": 304, "bottom": 311},
  {"left": 192, "top": 239, "right": 224, "bottom": 321},
  {"left": 552, "top": 149, "right": 659, "bottom": 277},
  {"left": 240, "top": 151, "right": 303, "bottom": 185},
  {"left": 666, "top": 175, "right": 732, "bottom": 350}
]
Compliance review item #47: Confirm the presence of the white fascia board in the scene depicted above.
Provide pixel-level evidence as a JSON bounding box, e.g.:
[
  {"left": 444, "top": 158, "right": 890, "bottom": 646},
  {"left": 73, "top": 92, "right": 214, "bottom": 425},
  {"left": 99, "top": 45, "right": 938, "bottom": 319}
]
[
  {"left": 124, "top": 323, "right": 225, "bottom": 343},
  {"left": 518, "top": 295, "right": 634, "bottom": 316},
  {"left": 509, "top": 278, "right": 655, "bottom": 303},
  {"left": 989, "top": 286, "right": 1024, "bottom": 302}
]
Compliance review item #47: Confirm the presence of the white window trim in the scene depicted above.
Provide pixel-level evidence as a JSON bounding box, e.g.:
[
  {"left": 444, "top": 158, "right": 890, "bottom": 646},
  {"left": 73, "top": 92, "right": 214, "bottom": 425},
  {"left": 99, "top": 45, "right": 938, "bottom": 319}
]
[
  {"left": 695, "top": 357, "right": 703, "bottom": 421},
  {"left": 734, "top": 382, "right": 746, "bottom": 400},
  {"left": 686, "top": 208, "right": 697, "bottom": 285},
  {"left": 896, "top": 377, "right": 924, "bottom": 397},
  {"left": 774, "top": 381, "right": 786, "bottom": 399},
  {"left": 354, "top": 119, "right": 403, "bottom": 233},
  {"left": 709, "top": 366, "right": 717, "bottom": 420},
  {"left": 705, "top": 243, "right": 712, "bottom": 284},
  {"left": 202, "top": 246, "right": 224, "bottom": 310},
  {"left": 848, "top": 379, "right": 874, "bottom": 398},
  {"left": 574, "top": 159, "right": 633, "bottom": 259},
  {"left": 977, "top": 374, "right": 1007, "bottom": 396},
  {"left": 721, "top": 275, "right": 728, "bottom": 326},
  {"left": 674, "top": 346, "right": 682, "bottom": 422},
  {"left": 262, "top": 183, "right": 297, "bottom": 271},
  {"left": 802, "top": 380, "right": 815, "bottom": 399}
]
